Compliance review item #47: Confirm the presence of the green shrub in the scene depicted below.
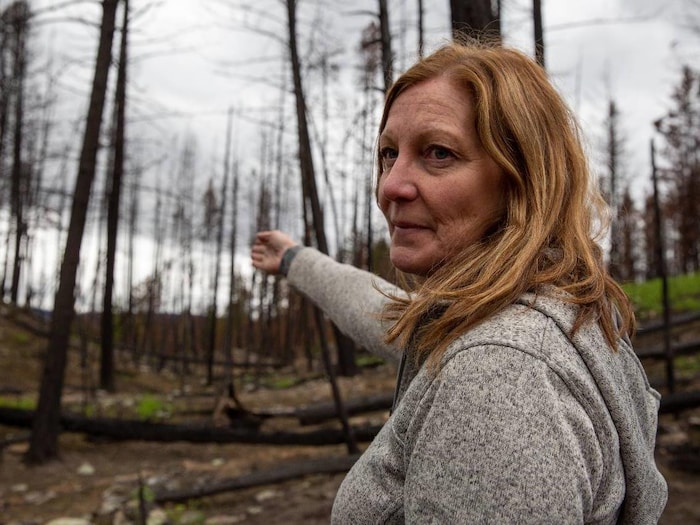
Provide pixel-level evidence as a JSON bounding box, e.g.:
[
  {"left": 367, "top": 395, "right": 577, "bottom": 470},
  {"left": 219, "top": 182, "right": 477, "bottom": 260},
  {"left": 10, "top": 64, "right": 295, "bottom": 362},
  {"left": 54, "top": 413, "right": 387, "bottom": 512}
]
[
  {"left": 356, "top": 355, "right": 386, "bottom": 368},
  {"left": 675, "top": 354, "right": 700, "bottom": 376},
  {"left": 11, "top": 332, "right": 30, "bottom": 345},
  {"left": 0, "top": 396, "right": 35, "bottom": 410},
  {"left": 265, "top": 376, "right": 302, "bottom": 389},
  {"left": 136, "top": 394, "right": 170, "bottom": 420},
  {"left": 622, "top": 272, "right": 700, "bottom": 320}
]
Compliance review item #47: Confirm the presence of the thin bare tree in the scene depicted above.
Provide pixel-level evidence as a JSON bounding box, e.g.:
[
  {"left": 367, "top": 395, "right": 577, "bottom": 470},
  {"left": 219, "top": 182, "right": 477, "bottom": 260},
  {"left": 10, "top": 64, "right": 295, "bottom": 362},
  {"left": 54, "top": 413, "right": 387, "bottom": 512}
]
[
  {"left": 286, "top": 0, "right": 358, "bottom": 453},
  {"left": 4, "top": 1, "right": 30, "bottom": 304},
  {"left": 533, "top": 0, "right": 545, "bottom": 67},
  {"left": 449, "top": 0, "right": 501, "bottom": 39},
  {"left": 26, "top": 0, "right": 120, "bottom": 465},
  {"left": 655, "top": 66, "right": 700, "bottom": 274},
  {"left": 378, "top": 0, "right": 393, "bottom": 94},
  {"left": 417, "top": 0, "right": 424, "bottom": 58},
  {"left": 222, "top": 109, "right": 239, "bottom": 382},
  {"left": 101, "top": 0, "right": 129, "bottom": 392},
  {"left": 605, "top": 99, "right": 624, "bottom": 281},
  {"left": 206, "top": 142, "right": 230, "bottom": 386},
  {"left": 617, "top": 186, "right": 638, "bottom": 282}
]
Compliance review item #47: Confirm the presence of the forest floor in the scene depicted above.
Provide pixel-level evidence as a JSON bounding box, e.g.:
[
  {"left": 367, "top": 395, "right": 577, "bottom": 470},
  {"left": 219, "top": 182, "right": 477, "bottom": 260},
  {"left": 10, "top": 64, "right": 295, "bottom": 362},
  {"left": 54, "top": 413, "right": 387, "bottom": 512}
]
[{"left": 1, "top": 306, "right": 700, "bottom": 524}]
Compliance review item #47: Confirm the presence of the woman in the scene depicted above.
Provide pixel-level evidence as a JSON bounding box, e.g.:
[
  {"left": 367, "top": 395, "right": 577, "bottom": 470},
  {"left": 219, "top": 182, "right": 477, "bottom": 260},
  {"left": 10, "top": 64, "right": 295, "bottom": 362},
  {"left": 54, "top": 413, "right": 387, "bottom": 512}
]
[{"left": 252, "top": 41, "right": 667, "bottom": 524}]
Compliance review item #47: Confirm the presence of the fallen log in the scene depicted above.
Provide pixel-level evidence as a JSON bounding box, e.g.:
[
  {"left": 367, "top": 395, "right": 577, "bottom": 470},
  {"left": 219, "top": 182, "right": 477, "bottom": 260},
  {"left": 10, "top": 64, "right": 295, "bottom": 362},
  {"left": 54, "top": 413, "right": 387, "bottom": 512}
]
[
  {"left": 636, "top": 312, "right": 700, "bottom": 337},
  {"left": 297, "top": 392, "right": 393, "bottom": 425},
  {"left": 659, "top": 390, "right": 700, "bottom": 414},
  {"left": 636, "top": 339, "right": 700, "bottom": 360},
  {"left": 0, "top": 407, "right": 382, "bottom": 446},
  {"left": 153, "top": 453, "right": 361, "bottom": 504},
  {"left": 0, "top": 432, "right": 31, "bottom": 460}
]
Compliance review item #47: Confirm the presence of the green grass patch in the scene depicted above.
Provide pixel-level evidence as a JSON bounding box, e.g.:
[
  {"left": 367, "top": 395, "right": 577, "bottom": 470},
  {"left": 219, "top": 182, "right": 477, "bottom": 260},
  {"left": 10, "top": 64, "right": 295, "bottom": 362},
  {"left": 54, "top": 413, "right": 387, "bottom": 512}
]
[
  {"left": 10, "top": 331, "right": 30, "bottom": 345},
  {"left": 263, "top": 375, "right": 304, "bottom": 389},
  {"left": 130, "top": 485, "right": 155, "bottom": 503},
  {"left": 356, "top": 354, "right": 386, "bottom": 368},
  {"left": 166, "top": 503, "right": 205, "bottom": 524},
  {"left": 622, "top": 271, "right": 700, "bottom": 320},
  {"left": 0, "top": 396, "right": 35, "bottom": 410},
  {"left": 675, "top": 354, "right": 700, "bottom": 376},
  {"left": 136, "top": 394, "right": 171, "bottom": 420}
]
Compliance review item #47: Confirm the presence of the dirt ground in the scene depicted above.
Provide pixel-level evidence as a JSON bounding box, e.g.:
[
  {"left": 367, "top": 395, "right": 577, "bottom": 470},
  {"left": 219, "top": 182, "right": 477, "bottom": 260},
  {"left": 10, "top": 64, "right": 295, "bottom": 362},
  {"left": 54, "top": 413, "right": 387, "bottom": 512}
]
[
  {"left": 1, "top": 311, "right": 700, "bottom": 524},
  {"left": 0, "top": 326, "right": 398, "bottom": 525}
]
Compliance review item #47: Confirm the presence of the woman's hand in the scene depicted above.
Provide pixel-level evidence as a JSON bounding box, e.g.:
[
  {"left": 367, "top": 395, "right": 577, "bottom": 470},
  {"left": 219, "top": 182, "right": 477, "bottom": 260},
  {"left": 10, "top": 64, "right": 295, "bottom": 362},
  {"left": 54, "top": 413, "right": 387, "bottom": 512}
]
[{"left": 251, "top": 230, "right": 299, "bottom": 274}]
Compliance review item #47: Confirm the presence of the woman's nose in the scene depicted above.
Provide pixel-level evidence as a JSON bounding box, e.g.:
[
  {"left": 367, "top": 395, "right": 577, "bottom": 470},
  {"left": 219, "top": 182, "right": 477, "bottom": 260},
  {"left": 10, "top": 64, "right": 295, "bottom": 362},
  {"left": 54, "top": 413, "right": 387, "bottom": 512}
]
[{"left": 379, "top": 156, "right": 419, "bottom": 203}]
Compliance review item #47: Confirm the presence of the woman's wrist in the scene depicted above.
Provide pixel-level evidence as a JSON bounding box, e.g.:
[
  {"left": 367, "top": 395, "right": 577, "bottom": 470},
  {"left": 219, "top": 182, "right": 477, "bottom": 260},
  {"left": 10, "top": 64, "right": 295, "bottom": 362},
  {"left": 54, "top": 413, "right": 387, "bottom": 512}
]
[{"left": 279, "top": 245, "right": 302, "bottom": 276}]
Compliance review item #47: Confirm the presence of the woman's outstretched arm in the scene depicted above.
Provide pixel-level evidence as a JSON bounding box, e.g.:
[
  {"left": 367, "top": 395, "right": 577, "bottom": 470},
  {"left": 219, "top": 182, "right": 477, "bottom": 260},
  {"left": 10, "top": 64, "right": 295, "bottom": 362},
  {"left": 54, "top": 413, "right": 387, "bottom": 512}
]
[{"left": 252, "top": 230, "right": 404, "bottom": 362}]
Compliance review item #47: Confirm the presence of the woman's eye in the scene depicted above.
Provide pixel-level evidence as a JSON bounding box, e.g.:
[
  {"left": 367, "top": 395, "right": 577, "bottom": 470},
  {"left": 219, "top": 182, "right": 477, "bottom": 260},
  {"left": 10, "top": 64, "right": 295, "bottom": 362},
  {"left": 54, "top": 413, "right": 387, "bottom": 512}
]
[
  {"left": 380, "top": 147, "right": 397, "bottom": 160},
  {"left": 428, "top": 146, "right": 453, "bottom": 160},
  {"left": 379, "top": 147, "right": 398, "bottom": 169}
]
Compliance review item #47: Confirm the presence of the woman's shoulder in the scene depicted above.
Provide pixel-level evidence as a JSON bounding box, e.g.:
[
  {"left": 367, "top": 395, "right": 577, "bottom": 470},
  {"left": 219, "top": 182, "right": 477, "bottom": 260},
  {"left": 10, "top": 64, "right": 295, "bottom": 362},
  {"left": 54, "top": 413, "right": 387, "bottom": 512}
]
[
  {"left": 449, "top": 292, "right": 572, "bottom": 348},
  {"left": 439, "top": 291, "right": 593, "bottom": 377}
]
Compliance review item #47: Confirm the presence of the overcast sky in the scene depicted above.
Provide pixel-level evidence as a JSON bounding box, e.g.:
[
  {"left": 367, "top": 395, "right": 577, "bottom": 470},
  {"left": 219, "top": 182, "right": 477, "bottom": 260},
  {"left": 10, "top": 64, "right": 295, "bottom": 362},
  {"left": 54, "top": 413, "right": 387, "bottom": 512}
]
[
  {"left": 15, "top": 0, "right": 700, "bottom": 308},
  {"left": 29, "top": 0, "right": 698, "bottom": 199}
]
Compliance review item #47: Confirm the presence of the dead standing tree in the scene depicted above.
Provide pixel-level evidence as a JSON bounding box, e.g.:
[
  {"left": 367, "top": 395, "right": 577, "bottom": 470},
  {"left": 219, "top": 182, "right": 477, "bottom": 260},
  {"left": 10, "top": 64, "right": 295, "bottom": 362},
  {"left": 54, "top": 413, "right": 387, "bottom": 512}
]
[
  {"left": 617, "top": 187, "right": 638, "bottom": 282},
  {"left": 1, "top": 1, "right": 30, "bottom": 305},
  {"left": 291, "top": 2, "right": 361, "bottom": 378},
  {"left": 533, "top": 0, "right": 545, "bottom": 68},
  {"left": 348, "top": 2, "right": 394, "bottom": 274},
  {"left": 101, "top": 0, "right": 129, "bottom": 392},
  {"left": 605, "top": 99, "right": 624, "bottom": 282},
  {"left": 222, "top": 109, "right": 240, "bottom": 385},
  {"left": 378, "top": 0, "right": 393, "bottom": 96},
  {"left": 26, "top": 0, "right": 120, "bottom": 465},
  {"left": 206, "top": 111, "right": 233, "bottom": 387},
  {"left": 286, "top": 0, "right": 358, "bottom": 454},
  {"left": 655, "top": 66, "right": 700, "bottom": 274},
  {"left": 449, "top": 0, "right": 501, "bottom": 39}
]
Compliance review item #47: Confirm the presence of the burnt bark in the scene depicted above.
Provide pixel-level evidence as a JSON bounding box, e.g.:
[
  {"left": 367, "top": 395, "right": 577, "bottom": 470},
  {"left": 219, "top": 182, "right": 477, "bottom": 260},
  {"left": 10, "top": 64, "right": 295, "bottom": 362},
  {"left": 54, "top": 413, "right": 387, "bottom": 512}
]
[
  {"left": 286, "top": 0, "right": 358, "bottom": 452},
  {"left": 7, "top": 1, "right": 29, "bottom": 304},
  {"left": 378, "top": 0, "right": 393, "bottom": 94},
  {"left": 449, "top": 0, "right": 500, "bottom": 39},
  {"left": 101, "top": 0, "right": 128, "bottom": 392},
  {"left": 3, "top": 407, "right": 382, "bottom": 446},
  {"left": 533, "top": 0, "right": 545, "bottom": 68},
  {"left": 297, "top": 391, "right": 393, "bottom": 425},
  {"left": 25, "top": 0, "right": 119, "bottom": 465}
]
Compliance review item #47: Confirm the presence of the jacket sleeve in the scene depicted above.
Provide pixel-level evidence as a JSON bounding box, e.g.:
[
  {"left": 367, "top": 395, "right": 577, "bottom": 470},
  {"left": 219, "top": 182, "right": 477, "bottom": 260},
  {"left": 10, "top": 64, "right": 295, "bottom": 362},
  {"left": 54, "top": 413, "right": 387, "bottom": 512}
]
[
  {"left": 402, "top": 346, "right": 611, "bottom": 524},
  {"left": 286, "top": 247, "right": 404, "bottom": 362}
]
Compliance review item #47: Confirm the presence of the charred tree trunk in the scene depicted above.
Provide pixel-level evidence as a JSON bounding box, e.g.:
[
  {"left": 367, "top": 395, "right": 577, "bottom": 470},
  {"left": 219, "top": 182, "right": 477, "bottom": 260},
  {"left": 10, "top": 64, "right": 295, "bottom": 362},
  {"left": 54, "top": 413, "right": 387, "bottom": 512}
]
[
  {"left": 8, "top": 2, "right": 29, "bottom": 304},
  {"left": 651, "top": 140, "right": 674, "bottom": 394},
  {"left": 222, "top": 109, "right": 237, "bottom": 383},
  {"left": 206, "top": 136, "right": 230, "bottom": 386},
  {"left": 417, "top": 0, "right": 424, "bottom": 58},
  {"left": 287, "top": 4, "right": 356, "bottom": 375},
  {"left": 124, "top": 162, "right": 139, "bottom": 350},
  {"left": 101, "top": 0, "right": 128, "bottom": 392},
  {"left": 618, "top": 187, "right": 637, "bottom": 282},
  {"left": 286, "top": 0, "right": 358, "bottom": 453},
  {"left": 141, "top": 186, "right": 163, "bottom": 362},
  {"left": 606, "top": 100, "right": 622, "bottom": 282},
  {"left": 378, "top": 0, "right": 393, "bottom": 95},
  {"left": 26, "top": 0, "right": 119, "bottom": 465},
  {"left": 533, "top": 0, "right": 545, "bottom": 68},
  {"left": 449, "top": 0, "right": 500, "bottom": 40}
]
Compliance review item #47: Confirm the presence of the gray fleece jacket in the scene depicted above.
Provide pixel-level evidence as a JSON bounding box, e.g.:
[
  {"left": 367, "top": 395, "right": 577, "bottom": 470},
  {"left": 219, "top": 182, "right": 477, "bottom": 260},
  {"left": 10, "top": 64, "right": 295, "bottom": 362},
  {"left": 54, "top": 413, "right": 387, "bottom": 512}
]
[{"left": 286, "top": 248, "right": 667, "bottom": 524}]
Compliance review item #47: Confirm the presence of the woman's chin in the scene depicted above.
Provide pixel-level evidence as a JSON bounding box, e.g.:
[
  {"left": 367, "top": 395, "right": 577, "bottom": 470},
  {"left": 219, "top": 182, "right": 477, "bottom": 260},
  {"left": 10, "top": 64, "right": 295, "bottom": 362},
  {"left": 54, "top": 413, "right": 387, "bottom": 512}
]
[{"left": 390, "top": 251, "right": 432, "bottom": 277}]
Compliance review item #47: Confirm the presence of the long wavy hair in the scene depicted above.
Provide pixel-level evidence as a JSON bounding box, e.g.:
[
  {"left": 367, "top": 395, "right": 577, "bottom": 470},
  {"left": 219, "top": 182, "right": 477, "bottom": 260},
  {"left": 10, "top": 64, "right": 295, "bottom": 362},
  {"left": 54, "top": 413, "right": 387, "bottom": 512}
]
[{"left": 378, "top": 40, "right": 635, "bottom": 367}]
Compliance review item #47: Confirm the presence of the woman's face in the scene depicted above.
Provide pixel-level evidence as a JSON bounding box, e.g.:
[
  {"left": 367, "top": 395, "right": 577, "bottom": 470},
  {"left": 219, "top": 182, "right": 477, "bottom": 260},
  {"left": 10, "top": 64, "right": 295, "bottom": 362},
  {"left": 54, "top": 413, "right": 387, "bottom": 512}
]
[{"left": 378, "top": 76, "right": 506, "bottom": 276}]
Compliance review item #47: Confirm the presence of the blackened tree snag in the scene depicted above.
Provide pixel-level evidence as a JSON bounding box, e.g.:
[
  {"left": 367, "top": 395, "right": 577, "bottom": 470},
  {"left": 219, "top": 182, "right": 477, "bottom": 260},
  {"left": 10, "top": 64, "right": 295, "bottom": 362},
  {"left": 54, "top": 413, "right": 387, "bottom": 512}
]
[{"left": 26, "top": 0, "right": 120, "bottom": 465}]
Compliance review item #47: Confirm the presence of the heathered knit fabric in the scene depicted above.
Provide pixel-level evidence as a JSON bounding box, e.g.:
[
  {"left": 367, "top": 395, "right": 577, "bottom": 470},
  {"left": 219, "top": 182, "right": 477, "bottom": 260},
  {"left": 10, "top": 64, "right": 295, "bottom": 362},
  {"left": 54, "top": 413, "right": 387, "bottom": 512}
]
[{"left": 287, "top": 248, "right": 667, "bottom": 524}]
